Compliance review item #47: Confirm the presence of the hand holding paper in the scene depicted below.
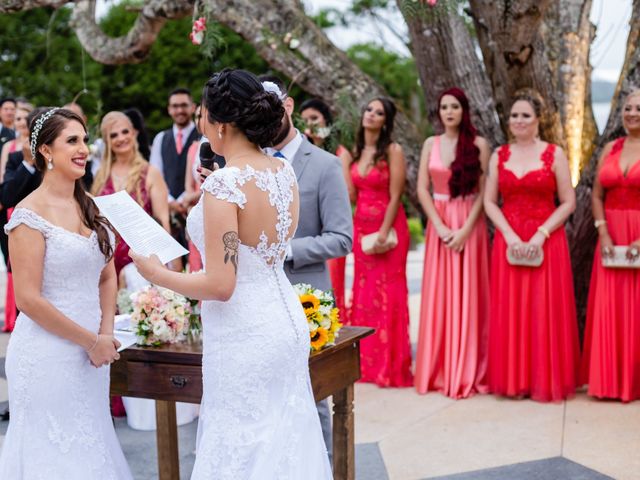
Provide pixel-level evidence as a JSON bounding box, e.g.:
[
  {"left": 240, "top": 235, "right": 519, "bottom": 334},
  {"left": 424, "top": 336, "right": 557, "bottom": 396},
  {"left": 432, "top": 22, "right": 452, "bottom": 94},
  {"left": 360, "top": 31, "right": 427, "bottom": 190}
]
[{"left": 92, "top": 191, "right": 188, "bottom": 265}]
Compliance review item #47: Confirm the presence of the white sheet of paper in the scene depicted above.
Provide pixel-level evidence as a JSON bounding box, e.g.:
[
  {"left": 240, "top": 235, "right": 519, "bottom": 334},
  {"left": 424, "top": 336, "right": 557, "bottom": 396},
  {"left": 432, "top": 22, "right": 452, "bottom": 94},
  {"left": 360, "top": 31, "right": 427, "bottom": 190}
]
[
  {"left": 114, "top": 330, "right": 137, "bottom": 352},
  {"left": 93, "top": 191, "right": 188, "bottom": 265}
]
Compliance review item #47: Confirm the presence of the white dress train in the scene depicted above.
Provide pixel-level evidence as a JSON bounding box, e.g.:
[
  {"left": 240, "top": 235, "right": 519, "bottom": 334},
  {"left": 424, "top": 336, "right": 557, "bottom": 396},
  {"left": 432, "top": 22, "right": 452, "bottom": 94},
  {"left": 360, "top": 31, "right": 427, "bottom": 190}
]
[
  {"left": 186, "top": 163, "right": 333, "bottom": 479},
  {"left": 0, "top": 208, "right": 133, "bottom": 479}
]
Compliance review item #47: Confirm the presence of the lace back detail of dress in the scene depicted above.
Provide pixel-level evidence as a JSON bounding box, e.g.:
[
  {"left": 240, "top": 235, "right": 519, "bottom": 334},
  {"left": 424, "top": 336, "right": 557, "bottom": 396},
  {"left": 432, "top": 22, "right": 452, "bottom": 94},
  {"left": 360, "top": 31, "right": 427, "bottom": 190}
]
[{"left": 200, "top": 162, "right": 297, "bottom": 267}]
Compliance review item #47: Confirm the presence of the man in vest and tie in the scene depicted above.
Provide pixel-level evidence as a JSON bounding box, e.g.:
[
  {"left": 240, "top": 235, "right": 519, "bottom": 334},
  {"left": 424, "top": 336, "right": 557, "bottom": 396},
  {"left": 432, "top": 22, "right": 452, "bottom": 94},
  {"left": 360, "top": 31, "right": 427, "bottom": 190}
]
[{"left": 150, "top": 88, "right": 200, "bottom": 264}]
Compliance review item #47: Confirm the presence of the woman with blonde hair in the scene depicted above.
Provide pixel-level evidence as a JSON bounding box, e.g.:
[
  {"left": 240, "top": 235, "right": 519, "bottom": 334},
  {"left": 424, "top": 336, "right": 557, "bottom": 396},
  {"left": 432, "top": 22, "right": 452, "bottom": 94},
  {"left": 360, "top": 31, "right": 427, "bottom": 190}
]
[{"left": 92, "top": 111, "right": 171, "bottom": 277}]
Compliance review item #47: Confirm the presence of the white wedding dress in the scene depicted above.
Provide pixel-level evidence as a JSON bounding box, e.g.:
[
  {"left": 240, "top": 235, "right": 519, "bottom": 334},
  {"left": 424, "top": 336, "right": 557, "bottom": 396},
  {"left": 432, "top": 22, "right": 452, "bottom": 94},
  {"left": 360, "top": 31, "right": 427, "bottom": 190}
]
[
  {"left": 186, "top": 162, "right": 332, "bottom": 479},
  {"left": 0, "top": 208, "right": 133, "bottom": 479}
]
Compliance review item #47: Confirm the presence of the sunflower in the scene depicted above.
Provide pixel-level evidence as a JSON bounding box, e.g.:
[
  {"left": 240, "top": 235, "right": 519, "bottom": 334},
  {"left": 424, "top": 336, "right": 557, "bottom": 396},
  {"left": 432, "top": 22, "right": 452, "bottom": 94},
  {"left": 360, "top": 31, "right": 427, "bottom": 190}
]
[
  {"left": 310, "top": 327, "right": 329, "bottom": 351},
  {"left": 300, "top": 294, "right": 320, "bottom": 315}
]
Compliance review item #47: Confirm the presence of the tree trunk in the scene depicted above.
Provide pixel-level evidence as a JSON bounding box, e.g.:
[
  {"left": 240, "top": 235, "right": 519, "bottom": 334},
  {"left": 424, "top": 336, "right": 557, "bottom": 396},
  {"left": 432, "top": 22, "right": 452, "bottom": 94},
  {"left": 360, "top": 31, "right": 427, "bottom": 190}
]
[
  {"left": 399, "top": 2, "right": 504, "bottom": 147},
  {"left": 468, "top": 0, "right": 565, "bottom": 146},
  {"left": 567, "top": 0, "right": 640, "bottom": 328}
]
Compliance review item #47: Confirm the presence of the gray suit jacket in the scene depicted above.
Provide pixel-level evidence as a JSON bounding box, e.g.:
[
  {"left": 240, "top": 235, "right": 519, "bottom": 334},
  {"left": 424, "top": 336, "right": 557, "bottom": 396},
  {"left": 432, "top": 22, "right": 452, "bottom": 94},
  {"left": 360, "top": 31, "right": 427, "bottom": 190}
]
[{"left": 284, "top": 137, "right": 353, "bottom": 291}]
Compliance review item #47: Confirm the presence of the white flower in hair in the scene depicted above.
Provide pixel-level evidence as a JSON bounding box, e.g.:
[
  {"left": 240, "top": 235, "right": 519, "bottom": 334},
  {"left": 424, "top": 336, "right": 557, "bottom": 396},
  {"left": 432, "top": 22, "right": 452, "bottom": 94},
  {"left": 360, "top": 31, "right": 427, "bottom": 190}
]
[{"left": 262, "top": 81, "right": 286, "bottom": 101}]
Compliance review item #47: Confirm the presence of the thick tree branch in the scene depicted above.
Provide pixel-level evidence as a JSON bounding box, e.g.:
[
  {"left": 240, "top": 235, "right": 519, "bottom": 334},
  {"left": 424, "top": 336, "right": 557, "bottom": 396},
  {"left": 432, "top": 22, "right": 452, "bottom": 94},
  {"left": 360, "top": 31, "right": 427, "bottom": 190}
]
[
  {"left": 0, "top": 0, "right": 68, "bottom": 12},
  {"left": 70, "top": 0, "right": 193, "bottom": 65},
  {"left": 399, "top": 3, "right": 504, "bottom": 147}
]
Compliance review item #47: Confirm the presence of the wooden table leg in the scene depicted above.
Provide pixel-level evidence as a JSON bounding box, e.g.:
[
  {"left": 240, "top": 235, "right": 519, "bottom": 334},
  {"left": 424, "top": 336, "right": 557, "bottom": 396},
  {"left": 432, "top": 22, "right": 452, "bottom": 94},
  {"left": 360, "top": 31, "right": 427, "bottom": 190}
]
[
  {"left": 156, "top": 400, "right": 180, "bottom": 480},
  {"left": 332, "top": 384, "right": 355, "bottom": 480}
]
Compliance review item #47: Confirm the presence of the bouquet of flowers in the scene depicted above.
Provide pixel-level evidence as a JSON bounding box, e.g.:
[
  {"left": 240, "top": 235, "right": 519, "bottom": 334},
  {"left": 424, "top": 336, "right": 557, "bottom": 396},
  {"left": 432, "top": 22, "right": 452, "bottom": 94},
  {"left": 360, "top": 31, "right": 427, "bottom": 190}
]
[
  {"left": 129, "top": 286, "right": 192, "bottom": 346},
  {"left": 293, "top": 283, "right": 342, "bottom": 351}
]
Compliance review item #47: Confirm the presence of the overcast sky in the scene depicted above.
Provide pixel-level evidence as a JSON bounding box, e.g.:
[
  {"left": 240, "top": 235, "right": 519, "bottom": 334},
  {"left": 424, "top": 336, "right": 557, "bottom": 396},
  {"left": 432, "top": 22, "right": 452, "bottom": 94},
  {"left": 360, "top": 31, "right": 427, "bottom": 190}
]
[{"left": 96, "top": 0, "right": 631, "bottom": 82}]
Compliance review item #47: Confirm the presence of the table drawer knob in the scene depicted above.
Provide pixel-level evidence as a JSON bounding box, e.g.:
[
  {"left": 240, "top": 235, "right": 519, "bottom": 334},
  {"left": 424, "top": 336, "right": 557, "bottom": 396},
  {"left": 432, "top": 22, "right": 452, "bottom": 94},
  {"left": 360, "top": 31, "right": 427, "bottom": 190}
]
[{"left": 170, "top": 375, "right": 188, "bottom": 388}]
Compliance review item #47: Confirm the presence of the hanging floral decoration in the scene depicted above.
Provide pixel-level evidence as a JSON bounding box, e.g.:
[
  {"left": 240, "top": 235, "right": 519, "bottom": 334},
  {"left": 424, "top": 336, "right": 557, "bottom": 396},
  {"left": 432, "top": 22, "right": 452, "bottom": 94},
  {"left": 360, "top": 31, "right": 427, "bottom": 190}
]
[{"left": 189, "top": 17, "right": 207, "bottom": 45}]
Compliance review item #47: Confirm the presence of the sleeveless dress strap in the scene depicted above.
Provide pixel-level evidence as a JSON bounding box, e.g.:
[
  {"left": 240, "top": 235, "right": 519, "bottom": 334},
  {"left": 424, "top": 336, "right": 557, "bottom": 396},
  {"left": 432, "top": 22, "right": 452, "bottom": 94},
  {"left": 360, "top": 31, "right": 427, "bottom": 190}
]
[
  {"left": 541, "top": 143, "right": 557, "bottom": 171},
  {"left": 497, "top": 144, "right": 511, "bottom": 170},
  {"left": 430, "top": 136, "right": 441, "bottom": 168},
  {"left": 609, "top": 137, "right": 626, "bottom": 157},
  {"left": 201, "top": 167, "right": 247, "bottom": 209},
  {"left": 4, "top": 208, "right": 53, "bottom": 238}
]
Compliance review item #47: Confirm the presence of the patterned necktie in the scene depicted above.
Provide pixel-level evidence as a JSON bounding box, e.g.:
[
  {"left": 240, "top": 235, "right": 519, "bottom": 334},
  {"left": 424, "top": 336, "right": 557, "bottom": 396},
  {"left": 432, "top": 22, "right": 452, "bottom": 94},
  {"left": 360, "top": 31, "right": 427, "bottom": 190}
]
[{"left": 176, "top": 130, "right": 184, "bottom": 155}]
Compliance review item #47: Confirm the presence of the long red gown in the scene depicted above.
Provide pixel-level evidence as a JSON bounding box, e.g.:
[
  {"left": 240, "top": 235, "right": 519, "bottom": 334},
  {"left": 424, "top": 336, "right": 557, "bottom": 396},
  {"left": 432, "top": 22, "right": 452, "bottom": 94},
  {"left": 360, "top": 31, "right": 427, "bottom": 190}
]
[
  {"left": 347, "top": 160, "right": 413, "bottom": 387},
  {"left": 488, "top": 143, "right": 580, "bottom": 402},
  {"left": 582, "top": 137, "right": 640, "bottom": 402}
]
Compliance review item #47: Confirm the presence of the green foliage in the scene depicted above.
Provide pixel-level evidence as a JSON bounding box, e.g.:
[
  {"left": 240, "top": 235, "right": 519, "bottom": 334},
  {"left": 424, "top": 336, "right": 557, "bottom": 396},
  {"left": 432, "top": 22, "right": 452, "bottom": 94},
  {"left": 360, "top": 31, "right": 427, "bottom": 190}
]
[
  {"left": 407, "top": 217, "right": 425, "bottom": 246},
  {"left": 0, "top": 4, "right": 268, "bottom": 136}
]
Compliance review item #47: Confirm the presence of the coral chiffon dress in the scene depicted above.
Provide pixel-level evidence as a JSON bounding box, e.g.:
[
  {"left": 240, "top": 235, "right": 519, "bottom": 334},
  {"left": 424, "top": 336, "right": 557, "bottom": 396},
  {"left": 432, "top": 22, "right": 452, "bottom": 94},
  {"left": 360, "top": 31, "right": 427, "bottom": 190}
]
[{"left": 414, "top": 136, "right": 490, "bottom": 398}]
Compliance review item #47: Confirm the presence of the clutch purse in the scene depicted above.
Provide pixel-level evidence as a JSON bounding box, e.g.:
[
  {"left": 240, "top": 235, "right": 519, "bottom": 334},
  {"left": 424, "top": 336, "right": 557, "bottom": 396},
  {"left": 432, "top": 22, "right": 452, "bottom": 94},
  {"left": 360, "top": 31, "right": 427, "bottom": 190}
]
[
  {"left": 506, "top": 246, "right": 544, "bottom": 267},
  {"left": 361, "top": 228, "right": 398, "bottom": 255},
  {"left": 602, "top": 246, "right": 640, "bottom": 269}
]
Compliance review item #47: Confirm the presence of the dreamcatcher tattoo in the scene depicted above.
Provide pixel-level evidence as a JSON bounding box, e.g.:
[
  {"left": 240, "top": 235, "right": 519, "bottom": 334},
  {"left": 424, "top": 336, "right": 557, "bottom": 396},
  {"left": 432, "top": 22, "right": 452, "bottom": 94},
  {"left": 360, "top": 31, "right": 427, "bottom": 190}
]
[{"left": 223, "top": 231, "right": 240, "bottom": 273}]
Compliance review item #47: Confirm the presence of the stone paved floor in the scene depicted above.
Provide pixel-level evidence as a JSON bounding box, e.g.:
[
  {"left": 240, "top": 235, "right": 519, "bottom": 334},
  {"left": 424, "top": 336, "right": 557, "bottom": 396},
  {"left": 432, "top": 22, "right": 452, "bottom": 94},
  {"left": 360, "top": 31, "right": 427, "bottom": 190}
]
[{"left": 0, "top": 249, "right": 639, "bottom": 479}]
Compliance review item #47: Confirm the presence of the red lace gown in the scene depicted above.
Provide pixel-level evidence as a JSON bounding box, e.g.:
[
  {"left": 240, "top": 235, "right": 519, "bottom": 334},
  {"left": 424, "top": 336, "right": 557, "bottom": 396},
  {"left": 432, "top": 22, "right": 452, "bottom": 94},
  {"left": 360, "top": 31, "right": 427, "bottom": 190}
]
[
  {"left": 347, "top": 160, "right": 413, "bottom": 387},
  {"left": 582, "top": 137, "right": 640, "bottom": 402},
  {"left": 98, "top": 168, "right": 152, "bottom": 276},
  {"left": 488, "top": 143, "right": 580, "bottom": 402},
  {"left": 327, "top": 145, "right": 349, "bottom": 319}
]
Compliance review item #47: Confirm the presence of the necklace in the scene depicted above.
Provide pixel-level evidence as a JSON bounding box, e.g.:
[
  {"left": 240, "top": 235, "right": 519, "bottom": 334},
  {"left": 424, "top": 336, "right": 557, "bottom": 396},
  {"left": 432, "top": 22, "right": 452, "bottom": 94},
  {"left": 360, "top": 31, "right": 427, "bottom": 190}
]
[{"left": 111, "top": 171, "right": 128, "bottom": 191}]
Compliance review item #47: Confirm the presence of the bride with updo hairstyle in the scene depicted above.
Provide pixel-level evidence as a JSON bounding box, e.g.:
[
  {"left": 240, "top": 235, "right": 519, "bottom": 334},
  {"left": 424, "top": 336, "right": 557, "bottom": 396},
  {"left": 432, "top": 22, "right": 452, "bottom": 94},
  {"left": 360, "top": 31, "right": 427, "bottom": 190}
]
[{"left": 131, "top": 69, "right": 333, "bottom": 478}]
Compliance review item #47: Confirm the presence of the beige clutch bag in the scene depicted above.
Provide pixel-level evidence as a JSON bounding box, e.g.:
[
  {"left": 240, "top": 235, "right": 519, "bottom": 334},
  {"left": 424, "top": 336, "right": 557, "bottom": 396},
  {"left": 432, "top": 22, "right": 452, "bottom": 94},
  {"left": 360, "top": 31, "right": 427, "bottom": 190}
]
[
  {"left": 361, "top": 228, "right": 398, "bottom": 255},
  {"left": 506, "top": 246, "right": 544, "bottom": 267},
  {"left": 602, "top": 246, "right": 640, "bottom": 269}
]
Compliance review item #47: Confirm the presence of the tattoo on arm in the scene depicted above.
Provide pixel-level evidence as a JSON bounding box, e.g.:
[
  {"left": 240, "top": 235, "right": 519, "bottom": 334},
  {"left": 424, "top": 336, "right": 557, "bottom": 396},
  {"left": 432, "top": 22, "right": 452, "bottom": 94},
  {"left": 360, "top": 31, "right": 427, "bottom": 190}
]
[{"left": 222, "top": 231, "right": 239, "bottom": 273}]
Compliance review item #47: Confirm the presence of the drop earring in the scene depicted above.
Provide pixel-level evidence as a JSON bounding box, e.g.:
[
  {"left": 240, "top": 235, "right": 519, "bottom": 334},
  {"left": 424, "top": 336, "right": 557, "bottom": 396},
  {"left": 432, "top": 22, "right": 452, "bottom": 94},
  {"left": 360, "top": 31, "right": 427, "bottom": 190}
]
[
  {"left": 218, "top": 129, "right": 223, "bottom": 139},
  {"left": 47, "top": 157, "right": 53, "bottom": 170}
]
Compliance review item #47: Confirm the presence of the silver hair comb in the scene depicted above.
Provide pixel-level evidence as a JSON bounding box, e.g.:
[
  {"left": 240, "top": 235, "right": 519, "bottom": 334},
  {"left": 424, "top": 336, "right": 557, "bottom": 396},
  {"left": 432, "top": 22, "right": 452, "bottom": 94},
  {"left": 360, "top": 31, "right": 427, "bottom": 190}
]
[{"left": 30, "top": 107, "right": 60, "bottom": 158}]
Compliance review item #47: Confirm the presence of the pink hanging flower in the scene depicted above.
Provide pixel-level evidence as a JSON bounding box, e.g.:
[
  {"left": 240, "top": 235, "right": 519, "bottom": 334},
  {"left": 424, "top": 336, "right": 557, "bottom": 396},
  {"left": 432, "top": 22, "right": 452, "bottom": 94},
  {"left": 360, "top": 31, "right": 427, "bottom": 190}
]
[
  {"left": 189, "top": 17, "right": 207, "bottom": 45},
  {"left": 427, "top": 0, "right": 437, "bottom": 5}
]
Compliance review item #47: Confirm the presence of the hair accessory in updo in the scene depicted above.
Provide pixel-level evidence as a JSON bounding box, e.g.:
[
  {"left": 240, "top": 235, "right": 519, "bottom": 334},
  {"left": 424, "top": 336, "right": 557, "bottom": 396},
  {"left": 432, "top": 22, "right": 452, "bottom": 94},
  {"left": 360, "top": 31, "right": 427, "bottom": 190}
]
[
  {"left": 30, "top": 107, "right": 60, "bottom": 158},
  {"left": 261, "top": 81, "right": 286, "bottom": 101}
]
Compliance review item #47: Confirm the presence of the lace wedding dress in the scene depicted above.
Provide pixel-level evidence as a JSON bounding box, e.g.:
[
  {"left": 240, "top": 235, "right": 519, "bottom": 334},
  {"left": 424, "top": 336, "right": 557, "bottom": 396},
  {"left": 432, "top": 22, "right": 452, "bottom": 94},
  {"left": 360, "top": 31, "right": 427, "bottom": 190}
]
[
  {"left": 0, "top": 208, "right": 133, "bottom": 479},
  {"left": 186, "top": 162, "right": 332, "bottom": 479}
]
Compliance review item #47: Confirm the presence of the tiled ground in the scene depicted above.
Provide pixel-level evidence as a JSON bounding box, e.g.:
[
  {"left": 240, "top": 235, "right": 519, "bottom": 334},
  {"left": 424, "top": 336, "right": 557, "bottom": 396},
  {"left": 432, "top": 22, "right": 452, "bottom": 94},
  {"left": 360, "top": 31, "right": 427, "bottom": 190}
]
[{"left": 1, "top": 250, "right": 639, "bottom": 479}]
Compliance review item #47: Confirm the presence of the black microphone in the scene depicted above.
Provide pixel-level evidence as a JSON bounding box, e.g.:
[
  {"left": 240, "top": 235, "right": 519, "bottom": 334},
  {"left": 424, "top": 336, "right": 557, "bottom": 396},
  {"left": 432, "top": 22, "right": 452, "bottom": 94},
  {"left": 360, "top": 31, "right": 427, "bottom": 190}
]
[{"left": 199, "top": 142, "right": 225, "bottom": 170}]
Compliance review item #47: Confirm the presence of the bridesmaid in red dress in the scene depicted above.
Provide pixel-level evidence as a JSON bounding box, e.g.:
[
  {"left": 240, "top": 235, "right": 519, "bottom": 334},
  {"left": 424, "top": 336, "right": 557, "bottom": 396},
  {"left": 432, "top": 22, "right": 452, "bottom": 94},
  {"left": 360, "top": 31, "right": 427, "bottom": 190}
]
[
  {"left": 343, "top": 97, "right": 413, "bottom": 387},
  {"left": 582, "top": 91, "right": 640, "bottom": 402},
  {"left": 414, "top": 88, "right": 491, "bottom": 398},
  {"left": 92, "top": 111, "right": 171, "bottom": 277},
  {"left": 300, "top": 98, "right": 352, "bottom": 319},
  {"left": 484, "top": 91, "right": 580, "bottom": 402}
]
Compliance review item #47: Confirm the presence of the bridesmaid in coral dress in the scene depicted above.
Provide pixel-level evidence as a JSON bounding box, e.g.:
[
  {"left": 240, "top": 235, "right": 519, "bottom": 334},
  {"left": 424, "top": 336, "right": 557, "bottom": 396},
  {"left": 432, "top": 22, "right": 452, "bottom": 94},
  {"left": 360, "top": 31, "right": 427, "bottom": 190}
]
[
  {"left": 300, "top": 98, "right": 352, "bottom": 319},
  {"left": 344, "top": 97, "right": 413, "bottom": 387},
  {"left": 484, "top": 90, "right": 580, "bottom": 402},
  {"left": 414, "top": 88, "right": 491, "bottom": 398},
  {"left": 582, "top": 91, "right": 640, "bottom": 402}
]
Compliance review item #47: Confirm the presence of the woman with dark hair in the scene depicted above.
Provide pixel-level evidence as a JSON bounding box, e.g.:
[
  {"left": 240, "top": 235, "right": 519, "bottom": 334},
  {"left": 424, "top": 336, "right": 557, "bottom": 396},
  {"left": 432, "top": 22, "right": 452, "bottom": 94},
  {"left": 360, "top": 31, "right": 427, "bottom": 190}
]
[
  {"left": 0, "top": 107, "right": 132, "bottom": 478},
  {"left": 484, "top": 90, "right": 579, "bottom": 402},
  {"left": 343, "top": 97, "right": 413, "bottom": 387},
  {"left": 130, "top": 69, "right": 332, "bottom": 478},
  {"left": 414, "top": 88, "right": 491, "bottom": 398},
  {"left": 299, "top": 98, "right": 351, "bottom": 319},
  {"left": 582, "top": 90, "right": 640, "bottom": 402},
  {"left": 123, "top": 107, "right": 151, "bottom": 161}
]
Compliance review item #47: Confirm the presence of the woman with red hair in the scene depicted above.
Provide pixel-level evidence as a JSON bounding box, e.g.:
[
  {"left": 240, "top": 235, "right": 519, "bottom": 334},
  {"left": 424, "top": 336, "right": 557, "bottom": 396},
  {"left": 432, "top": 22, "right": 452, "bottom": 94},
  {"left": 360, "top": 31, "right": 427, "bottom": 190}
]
[{"left": 414, "top": 88, "right": 491, "bottom": 398}]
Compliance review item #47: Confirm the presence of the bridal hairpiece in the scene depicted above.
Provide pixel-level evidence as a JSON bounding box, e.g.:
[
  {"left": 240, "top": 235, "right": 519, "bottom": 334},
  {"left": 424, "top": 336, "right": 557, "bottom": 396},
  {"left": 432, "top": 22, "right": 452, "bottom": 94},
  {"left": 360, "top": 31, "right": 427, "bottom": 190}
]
[
  {"left": 261, "top": 81, "right": 286, "bottom": 101},
  {"left": 30, "top": 107, "right": 60, "bottom": 158}
]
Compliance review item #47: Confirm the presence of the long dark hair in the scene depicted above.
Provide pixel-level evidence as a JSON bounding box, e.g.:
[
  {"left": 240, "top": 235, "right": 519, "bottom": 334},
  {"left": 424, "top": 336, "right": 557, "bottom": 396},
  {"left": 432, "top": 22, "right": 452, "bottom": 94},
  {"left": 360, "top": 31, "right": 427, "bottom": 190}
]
[
  {"left": 439, "top": 88, "right": 481, "bottom": 198},
  {"left": 123, "top": 108, "right": 151, "bottom": 160},
  {"left": 353, "top": 97, "right": 396, "bottom": 165},
  {"left": 30, "top": 107, "right": 114, "bottom": 259}
]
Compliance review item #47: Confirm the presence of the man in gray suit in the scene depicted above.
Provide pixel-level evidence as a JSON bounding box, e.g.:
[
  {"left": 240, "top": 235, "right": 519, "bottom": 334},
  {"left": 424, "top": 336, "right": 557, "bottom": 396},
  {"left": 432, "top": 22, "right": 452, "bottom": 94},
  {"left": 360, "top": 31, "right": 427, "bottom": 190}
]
[{"left": 259, "top": 75, "right": 353, "bottom": 462}]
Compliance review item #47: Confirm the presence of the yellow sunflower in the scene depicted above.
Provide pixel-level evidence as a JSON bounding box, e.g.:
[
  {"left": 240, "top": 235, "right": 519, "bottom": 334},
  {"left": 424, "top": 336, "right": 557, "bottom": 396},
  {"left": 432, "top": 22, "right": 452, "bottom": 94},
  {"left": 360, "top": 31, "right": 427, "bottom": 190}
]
[
  {"left": 300, "top": 294, "right": 320, "bottom": 316},
  {"left": 310, "top": 327, "right": 329, "bottom": 351}
]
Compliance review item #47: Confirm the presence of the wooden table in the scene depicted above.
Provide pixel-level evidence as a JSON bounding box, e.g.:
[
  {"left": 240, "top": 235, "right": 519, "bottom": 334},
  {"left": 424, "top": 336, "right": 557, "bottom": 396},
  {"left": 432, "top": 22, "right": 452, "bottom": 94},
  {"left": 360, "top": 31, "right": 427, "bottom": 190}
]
[{"left": 110, "top": 326, "right": 374, "bottom": 480}]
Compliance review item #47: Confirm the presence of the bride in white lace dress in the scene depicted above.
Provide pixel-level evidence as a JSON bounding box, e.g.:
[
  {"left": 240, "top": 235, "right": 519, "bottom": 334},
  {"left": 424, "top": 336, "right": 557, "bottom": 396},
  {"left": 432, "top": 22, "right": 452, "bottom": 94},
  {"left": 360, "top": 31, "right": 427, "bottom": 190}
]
[
  {"left": 0, "top": 108, "right": 132, "bottom": 478},
  {"left": 131, "top": 69, "right": 332, "bottom": 479}
]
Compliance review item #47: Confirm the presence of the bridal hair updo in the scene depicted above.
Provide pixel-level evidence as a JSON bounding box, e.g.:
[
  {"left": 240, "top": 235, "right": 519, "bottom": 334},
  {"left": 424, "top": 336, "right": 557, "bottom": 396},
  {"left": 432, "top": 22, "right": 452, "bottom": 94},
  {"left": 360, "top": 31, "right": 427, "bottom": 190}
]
[
  {"left": 203, "top": 68, "right": 285, "bottom": 147},
  {"left": 29, "top": 107, "right": 114, "bottom": 260}
]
